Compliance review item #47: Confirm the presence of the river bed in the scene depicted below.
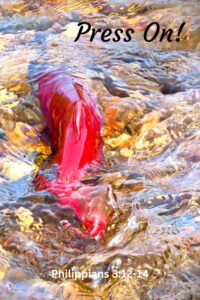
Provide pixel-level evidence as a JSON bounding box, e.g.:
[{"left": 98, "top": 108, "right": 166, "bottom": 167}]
[{"left": 0, "top": 0, "right": 200, "bottom": 299}]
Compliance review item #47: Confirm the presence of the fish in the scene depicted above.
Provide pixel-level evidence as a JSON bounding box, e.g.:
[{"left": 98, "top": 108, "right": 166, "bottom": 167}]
[{"left": 31, "top": 67, "right": 115, "bottom": 239}]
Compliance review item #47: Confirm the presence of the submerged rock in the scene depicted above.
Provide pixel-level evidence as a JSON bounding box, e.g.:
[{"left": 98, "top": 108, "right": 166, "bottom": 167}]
[
  {"left": 0, "top": 1, "right": 28, "bottom": 16},
  {"left": 134, "top": 126, "right": 172, "bottom": 160},
  {"left": 0, "top": 107, "right": 16, "bottom": 130},
  {"left": 0, "top": 85, "right": 18, "bottom": 105},
  {"left": 0, "top": 244, "right": 10, "bottom": 280},
  {"left": 4, "top": 267, "right": 27, "bottom": 282},
  {"left": 6, "top": 122, "right": 51, "bottom": 154},
  {"left": 13, "top": 103, "right": 42, "bottom": 126},
  {"left": 106, "top": 133, "right": 136, "bottom": 149},
  {"left": 108, "top": 279, "right": 140, "bottom": 300},
  {"left": 1, "top": 157, "right": 36, "bottom": 180}
]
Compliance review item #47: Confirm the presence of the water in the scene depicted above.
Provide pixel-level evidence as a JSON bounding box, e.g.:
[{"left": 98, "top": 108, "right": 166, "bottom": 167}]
[{"left": 0, "top": 0, "right": 200, "bottom": 299}]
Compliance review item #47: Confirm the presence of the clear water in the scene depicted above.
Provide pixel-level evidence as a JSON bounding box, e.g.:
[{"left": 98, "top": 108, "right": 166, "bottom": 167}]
[{"left": 0, "top": 0, "right": 200, "bottom": 299}]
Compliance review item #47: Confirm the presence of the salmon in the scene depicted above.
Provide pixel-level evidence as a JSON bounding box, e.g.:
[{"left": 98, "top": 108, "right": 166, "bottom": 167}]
[{"left": 32, "top": 68, "right": 115, "bottom": 239}]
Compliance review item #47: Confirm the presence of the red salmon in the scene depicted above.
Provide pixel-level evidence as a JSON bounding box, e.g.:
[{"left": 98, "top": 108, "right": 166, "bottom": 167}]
[{"left": 33, "top": 69, "right": 114, "bottom": 239}]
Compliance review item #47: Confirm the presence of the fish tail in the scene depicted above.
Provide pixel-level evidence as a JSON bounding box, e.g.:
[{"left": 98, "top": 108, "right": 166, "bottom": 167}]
[{"left": 58, "top": 184, "right": 115, "bottom": 239}]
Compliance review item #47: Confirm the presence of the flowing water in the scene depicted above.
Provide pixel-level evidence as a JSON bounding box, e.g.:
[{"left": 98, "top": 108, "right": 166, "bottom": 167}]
[{"left": 0, "top": 0, "right": 200, "bottom": 299}]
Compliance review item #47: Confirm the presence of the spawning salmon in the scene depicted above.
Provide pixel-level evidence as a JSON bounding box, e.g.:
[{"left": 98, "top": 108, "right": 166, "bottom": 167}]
[{"left": 31, "top": 67, "right": 115, "bottom": 239}]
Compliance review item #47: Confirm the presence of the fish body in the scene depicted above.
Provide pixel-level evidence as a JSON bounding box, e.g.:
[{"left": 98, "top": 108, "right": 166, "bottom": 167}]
[{"left": 33, "top": 69, "right": 113, "bottom": 238}]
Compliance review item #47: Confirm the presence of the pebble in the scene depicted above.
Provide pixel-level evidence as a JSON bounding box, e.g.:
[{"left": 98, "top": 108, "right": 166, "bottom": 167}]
[
  {"left": 108, "top": 278, "right": 140, "bottom": 300},
  {"left": 0, "top": 107, "right": 16, "bottom": 131},
  {"left": 140, "top": 111, "right": 161, "bottom": 134},
  {"left": 1, "top": 157, "right": 36, "bottom": 180},
  {"left": 59, "top": 282, "right": 81, "bottom": 300},
  {"left": 4, "top": 267, "right": 27, "bottom": 282},
  {"left": 134, "top": 127, "right": 171, "bottom": 159},
  {"left": 120, "top": 148, "right": 133, "bottom": 158},
  {"left": 13, "top": 104, "right": 42, "bottom": 125},
  {"left": 0, "top": 128, "right": 7, "bottom": 140},
  {"left": 6, "top": 122, "right": 51, "bottom": 154},
  {"left": 0, "top": 244, "right": 10, "bottom": 280},
  {"left": 106, "top": 133, "right": 135, "bottom": 149},
  {"left": 15, "top": 207, "right": 35, "bottom": 231},
  {"left": 0, "top": 85, "right": 18, "bottom": 104}
]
